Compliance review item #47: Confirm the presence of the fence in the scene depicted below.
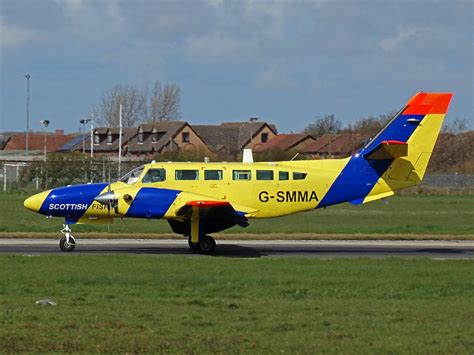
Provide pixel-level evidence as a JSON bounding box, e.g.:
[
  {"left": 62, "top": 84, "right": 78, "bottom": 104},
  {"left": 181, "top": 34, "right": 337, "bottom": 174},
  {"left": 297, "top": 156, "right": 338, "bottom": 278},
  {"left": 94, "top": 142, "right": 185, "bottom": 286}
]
[
  {"left": 1, "top": 157, "right": 145, "bottom": 192},
  {"left": 422, "top": 173, "right": 474, "bottom": 189},
  {"left": 1, "top": 155, "right": 473, "bottom": 193}
]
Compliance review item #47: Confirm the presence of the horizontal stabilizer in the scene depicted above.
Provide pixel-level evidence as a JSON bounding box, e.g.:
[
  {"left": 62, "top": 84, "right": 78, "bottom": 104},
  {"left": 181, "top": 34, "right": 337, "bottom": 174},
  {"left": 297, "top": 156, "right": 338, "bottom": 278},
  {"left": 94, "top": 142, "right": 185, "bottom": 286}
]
[{"left": 364, "top": 140, "right": 408, "bottom": 160}]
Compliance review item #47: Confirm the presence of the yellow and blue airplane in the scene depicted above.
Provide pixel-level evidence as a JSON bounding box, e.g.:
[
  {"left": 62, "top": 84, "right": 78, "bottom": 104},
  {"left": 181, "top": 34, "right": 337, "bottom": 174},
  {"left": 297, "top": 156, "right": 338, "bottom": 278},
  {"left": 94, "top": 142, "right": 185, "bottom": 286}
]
[{"left": 24, "top": 92, "right": 452, "bottom": 253}]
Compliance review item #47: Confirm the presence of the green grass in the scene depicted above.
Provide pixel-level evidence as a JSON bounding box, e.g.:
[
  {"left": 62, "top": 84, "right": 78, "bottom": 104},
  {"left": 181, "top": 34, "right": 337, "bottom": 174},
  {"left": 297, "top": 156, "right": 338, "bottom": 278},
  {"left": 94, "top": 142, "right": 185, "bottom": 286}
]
[
  {"left": 1, "top": 193, "right": 473, "bottom": 236},
  {"left": 0, "top": 256, "right": 472, "bottom": 353}
]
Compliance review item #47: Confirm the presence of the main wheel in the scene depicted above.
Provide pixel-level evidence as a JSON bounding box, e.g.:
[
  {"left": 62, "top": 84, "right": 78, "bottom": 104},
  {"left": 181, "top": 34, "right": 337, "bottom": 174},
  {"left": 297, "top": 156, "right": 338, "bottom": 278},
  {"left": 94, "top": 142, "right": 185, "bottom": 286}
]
[
  {"left": 59, "top": 236, "right": 76, "bottom": 252},
  {"left": 198, "top": 235, "right": 216, "bottom": 255},
  {"left": 187, "top": 236, "right": 199, "bottom": 252}
]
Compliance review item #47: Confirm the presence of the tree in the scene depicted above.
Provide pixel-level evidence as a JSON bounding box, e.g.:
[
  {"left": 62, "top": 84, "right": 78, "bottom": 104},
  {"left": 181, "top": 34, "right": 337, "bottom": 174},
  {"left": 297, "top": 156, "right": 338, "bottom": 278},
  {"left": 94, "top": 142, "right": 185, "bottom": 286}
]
[
  {"left": 148, "top": 81, "right": 181, "bottom": 122},
  {"left": 303, "top": 114, "right": 342, "bottom": 138},
  {"left": 442, "top": 117, "right": 468, "bottom": 134},
  {"left": 345, "top": 111, "right": 395, "bottom": 136},
  {"left": 97, "top": 84, "right": 147, "bottom": 127}
]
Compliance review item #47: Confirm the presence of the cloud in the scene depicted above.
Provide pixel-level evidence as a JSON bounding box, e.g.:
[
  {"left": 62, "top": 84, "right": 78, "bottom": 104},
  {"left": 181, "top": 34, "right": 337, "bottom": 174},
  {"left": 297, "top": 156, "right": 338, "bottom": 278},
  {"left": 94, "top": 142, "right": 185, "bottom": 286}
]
[
  {"left": 0, "top": 0, "right": 471, "bottom": 130},
  {"left": 255, "top": 62, "right": 301, "bottom": 92},
  {"left": 0, "top": 20, "right": 38, "bottom": 47},
  {"left": 380, "top": 26, "right": 417, "bottom": 53}
]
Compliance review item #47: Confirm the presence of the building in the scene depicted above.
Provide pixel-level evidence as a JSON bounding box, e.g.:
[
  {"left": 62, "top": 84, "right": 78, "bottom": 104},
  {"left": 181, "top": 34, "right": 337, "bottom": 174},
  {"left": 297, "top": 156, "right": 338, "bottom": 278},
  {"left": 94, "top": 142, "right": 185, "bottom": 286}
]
[
  {"left": 300, "top": 133, "right": 368, "bottom": 158},
  {"left": 253, "top": 133, "right": 315, "bottom": 153},
  {"left": 2, "top": 130, "right": 75, "bottom": 152},
  {"left": 55, "top": 120, "right": 278, "bottom": 157},
  {"left": 60, "top": 121, "right": 210, "bottom": 157},
  {"left": 193, "top": 121, "right": 277, "bottom": 154},
  {"left": 126, "top": 121, "right": 208, "bottom": 156}
]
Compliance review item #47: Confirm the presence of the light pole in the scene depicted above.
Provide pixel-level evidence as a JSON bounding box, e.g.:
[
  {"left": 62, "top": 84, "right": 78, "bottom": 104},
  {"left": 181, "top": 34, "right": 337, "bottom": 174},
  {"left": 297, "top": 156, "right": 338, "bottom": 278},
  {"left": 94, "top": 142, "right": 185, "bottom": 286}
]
[
  {"left": 118, "top": 104, "right": 123, "bottom": 178},
  {"left": 80, "top": 118, "right": 91, "bottom": 154},
  {"left": 25, "top": 74, "right": 31, "bottom": 156},
  {"left": 90, "top": 113, "right": 94, "bottom": 158},
  {"left": 40, "top": 119, "right": 50, "bottom": 189}
]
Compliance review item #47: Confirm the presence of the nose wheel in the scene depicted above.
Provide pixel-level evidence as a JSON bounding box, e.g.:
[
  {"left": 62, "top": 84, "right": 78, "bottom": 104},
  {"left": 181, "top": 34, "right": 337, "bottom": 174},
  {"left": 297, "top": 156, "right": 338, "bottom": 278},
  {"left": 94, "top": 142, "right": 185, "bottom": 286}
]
[{"left": 59, "top": 224, "right": 76, "bottom": 252}]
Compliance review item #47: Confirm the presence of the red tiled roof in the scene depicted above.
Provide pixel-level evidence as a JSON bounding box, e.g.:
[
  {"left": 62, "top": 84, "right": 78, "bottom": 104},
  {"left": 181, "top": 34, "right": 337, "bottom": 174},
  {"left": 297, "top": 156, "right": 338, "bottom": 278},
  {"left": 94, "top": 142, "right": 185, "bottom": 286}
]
[
  {"left": 301, "top": 133, "right": 367, "bottom": 155},
  {"left": 254, "top": 134, "right": 314, "bottom": 152},
  {"left": 3, "top": 133, "right": 76, "bottom": 152}
]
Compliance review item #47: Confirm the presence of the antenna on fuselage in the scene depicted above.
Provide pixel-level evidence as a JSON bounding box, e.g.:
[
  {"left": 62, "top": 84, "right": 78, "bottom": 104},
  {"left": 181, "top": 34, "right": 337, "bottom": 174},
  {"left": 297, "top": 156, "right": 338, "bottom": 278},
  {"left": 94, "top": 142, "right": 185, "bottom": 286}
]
[
  {"left": 290, "top": 153, "right": 299, "bottom": 161},
  {"left": 242, "top": 149, "right": 253, "bottom": 163}
]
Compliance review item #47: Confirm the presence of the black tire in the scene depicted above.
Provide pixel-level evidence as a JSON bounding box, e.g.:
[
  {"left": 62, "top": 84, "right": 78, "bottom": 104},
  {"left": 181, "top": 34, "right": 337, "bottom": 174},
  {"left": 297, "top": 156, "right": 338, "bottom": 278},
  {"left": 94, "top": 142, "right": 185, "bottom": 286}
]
[
  {"left": 187, "top": 236, "right": 199, "bottom": 252},
  {"left": 198, "top": 235, "right": 216, "bottom": 255},
  {"left": 59, "top": 236, "right": 75, "bottom": 252}
]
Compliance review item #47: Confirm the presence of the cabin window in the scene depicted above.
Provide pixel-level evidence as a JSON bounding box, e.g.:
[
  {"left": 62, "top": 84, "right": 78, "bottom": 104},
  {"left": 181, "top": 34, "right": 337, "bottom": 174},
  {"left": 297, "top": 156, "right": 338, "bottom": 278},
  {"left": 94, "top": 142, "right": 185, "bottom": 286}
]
[
  {"left": 175, "top": 169, "right": 199, "bottom": 180},
  {"left": 204, "top": 170, "right": 223, "bottom": 180},
  {"left": 107, "top": 133, "right": 112, "bottom": 144},
  {"left": 233, "top": 170, "right": 251, "bottom": 181},
  {"left": 94, "top": 133, "right": 100, "bottom": 144},
  {"left": 261, "top": 132, "right": 269, "bottom": 143},
  {"left": 142, "top": 168, "right": 166, "bottom": 183},
  {"left": 293, "top": 172, "right": 307, "bottom": 180},
  {"left": 256, "top": 170, "right": 274, "bottom": 180},
  {"left": 182, "top": 132, "right": 190, "bottom": 143},
  {"left": 152, "top": 132, "right": 158, "bottom": 142},
  {"left": 279, "top": 171, "right": 289, "bottom": 180}
]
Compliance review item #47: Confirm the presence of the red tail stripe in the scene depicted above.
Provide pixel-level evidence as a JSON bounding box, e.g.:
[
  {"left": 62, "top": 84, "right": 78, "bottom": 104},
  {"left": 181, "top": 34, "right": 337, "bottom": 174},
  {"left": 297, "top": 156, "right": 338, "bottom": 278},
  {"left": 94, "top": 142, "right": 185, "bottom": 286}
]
[{"left": 403, "top": 92, "right": 453, "bottom": 115}]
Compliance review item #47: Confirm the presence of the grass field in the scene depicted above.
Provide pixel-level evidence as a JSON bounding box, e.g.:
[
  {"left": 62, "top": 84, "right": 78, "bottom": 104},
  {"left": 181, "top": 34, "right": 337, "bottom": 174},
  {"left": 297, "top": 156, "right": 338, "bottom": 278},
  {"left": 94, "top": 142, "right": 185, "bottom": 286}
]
[
  {"left": 0, "top": 256, "right": 472, "bottom": 353},
  {"left": 1, "top": 193, "right": 473, "bottom": 236}
]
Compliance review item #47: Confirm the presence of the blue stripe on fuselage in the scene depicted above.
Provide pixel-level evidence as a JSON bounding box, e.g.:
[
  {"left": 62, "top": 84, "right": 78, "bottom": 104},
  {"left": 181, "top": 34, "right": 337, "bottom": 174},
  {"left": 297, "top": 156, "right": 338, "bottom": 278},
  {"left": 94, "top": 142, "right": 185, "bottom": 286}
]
[
  {"left": 318, "top": 113, "right": 426, "bottom": 208},
  {"left": 39, "top": 183, "right": 108, "bottom": 217},
  {"left": 125, "top": 187, "right": 181, "bottom": 219},
  {"left": 317, "top": 156, "right": 391, "bottom": 208}
]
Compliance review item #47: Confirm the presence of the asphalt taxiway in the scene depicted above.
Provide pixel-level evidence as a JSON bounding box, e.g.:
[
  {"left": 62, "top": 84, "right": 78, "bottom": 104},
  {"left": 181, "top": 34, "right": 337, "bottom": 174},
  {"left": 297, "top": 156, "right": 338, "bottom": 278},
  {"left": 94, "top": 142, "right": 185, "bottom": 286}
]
[{"left": 0, "top": 239, "right": 473, "bottom": 259}]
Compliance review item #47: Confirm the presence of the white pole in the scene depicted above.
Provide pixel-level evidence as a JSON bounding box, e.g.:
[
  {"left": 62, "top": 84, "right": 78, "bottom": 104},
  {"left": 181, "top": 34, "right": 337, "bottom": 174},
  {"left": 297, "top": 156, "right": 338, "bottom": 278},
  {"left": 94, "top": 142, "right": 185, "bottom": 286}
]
[
  {"left": 3, "top": 165, "right": 6, "bottom": 192},
  {"left": 90, "top": 113, "right": 94, "bottom": 159},
  {"left": 118, "top": 104, "right": 123, "bottom": 178}
]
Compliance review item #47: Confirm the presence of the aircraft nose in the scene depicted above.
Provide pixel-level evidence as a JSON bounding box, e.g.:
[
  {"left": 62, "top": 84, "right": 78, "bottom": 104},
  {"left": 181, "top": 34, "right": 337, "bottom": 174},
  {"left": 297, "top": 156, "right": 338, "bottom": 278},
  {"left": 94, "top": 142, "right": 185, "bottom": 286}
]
[{"left": 23, "top": 190, "right": 51, "bottom": 212}]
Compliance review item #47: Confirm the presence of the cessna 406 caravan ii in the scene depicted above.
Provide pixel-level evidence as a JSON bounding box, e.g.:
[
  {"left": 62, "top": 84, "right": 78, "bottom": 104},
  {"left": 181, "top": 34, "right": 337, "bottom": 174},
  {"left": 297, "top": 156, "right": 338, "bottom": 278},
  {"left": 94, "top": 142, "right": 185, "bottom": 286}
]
[{"left": 24, "top": 92, "right": 452, "bottom": 254}]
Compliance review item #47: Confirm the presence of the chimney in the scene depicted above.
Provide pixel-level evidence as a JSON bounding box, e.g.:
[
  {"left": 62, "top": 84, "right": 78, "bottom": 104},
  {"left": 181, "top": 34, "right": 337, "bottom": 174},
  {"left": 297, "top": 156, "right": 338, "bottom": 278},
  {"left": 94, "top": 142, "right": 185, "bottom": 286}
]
[{"left": 55, "top": 129, "right": 64, "bottom": 135}]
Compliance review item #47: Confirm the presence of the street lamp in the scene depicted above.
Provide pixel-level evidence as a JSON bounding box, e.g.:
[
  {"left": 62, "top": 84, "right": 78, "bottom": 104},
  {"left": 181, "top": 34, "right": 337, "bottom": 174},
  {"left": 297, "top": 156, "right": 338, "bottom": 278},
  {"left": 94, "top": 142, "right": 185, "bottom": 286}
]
[
  {"left": 80, "top": 118, "right": 91, "bottom": 154},
  {"left": 40, "top": 119, "right": 50, "bottom": 189},
  {"left": 25, "top": 74, "right": 31, "bottom": 156}
]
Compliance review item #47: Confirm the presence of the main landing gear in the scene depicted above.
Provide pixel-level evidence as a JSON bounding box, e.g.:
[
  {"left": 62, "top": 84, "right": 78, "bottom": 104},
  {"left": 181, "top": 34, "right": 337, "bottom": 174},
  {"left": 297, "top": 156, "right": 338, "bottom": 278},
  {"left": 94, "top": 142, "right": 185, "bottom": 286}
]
[
  {"left": 59, "top": 224, "right": 76, "bottom": 252},
  {"left": 188, "top": 235, "right": 216, "bottom": 255}
]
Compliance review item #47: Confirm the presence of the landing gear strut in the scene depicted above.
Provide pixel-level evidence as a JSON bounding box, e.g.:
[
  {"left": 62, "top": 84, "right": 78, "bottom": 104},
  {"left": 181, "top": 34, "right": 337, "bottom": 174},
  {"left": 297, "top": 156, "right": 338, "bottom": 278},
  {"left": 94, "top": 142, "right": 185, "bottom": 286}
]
[
  {"left": 59, "top": 224, "right": 76, "bottom": 252},
  {"left": 188, "top": 235, "right": 216, "bottom": 255}
]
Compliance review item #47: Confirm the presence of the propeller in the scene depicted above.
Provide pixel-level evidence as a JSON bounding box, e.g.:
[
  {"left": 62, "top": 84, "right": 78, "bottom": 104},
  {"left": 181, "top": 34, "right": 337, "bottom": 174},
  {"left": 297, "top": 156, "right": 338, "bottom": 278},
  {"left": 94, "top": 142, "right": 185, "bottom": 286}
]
[
  {"left": 95, "top": 173, "right": 118, "bottom": 215},
  {"left": 94, "top": 189, "right": 118, "bottom": 215},
  {"left": 94, "top": 174, "right": 134, "bottom": 216}
]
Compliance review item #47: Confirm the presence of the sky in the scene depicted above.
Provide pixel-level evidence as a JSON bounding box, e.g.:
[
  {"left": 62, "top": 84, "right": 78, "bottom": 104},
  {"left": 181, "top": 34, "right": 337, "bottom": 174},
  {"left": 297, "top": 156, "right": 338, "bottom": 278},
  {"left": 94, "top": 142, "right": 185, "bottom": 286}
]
[{"left": 1, "top": 0, "right": 472, "bottom": 135}]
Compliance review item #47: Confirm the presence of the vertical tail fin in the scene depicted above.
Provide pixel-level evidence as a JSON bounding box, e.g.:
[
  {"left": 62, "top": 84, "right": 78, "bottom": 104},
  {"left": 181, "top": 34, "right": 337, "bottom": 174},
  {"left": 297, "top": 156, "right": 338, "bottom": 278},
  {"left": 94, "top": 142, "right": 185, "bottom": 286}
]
[
  {"left": 360, "top": 92, "right": 453, "bottom": 201},
  {"left": 317, "top": 92, "right": 453, "bottom": 207}
]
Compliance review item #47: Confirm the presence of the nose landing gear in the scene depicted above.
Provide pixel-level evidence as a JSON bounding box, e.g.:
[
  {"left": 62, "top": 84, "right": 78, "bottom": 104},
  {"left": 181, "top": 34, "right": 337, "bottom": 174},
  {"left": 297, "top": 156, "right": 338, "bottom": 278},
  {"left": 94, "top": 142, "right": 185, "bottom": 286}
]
[{"left": 59, "top": 224, "right": 76, "bottom": 252}]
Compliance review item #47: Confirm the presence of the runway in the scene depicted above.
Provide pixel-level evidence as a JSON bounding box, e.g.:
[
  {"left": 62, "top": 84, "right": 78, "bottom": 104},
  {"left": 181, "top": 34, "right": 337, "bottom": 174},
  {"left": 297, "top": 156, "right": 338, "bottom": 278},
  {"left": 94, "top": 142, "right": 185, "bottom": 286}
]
[{"left": 0, "top": 238, "right": 473, "bottom": 259}]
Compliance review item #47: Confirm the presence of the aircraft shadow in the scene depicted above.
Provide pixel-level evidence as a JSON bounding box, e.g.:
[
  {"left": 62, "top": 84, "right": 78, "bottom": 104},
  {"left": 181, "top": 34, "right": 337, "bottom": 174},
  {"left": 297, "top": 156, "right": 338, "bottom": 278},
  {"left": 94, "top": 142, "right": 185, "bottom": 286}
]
[{"left": 66, "top": 245, "right": 474, "bottom": 258}]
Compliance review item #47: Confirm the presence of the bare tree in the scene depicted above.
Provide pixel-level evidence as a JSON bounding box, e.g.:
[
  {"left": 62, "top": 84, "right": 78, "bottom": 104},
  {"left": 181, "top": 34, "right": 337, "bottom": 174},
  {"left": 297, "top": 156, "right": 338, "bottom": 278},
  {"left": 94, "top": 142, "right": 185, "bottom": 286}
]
[
  {"left": 149, "top": 81, "right": 181, "bottom": 122},
  {"left": 442, "top": 117, "right": 468, "bottom": 134},
  {"left": 345, "top": 111, "right": 395, "bottom": 136},
  {"left": 97, "top": 84, "right": 147, "bottom": 127},
  {"left": 303, "top": 114, "right": 342, "bottom": 138}
]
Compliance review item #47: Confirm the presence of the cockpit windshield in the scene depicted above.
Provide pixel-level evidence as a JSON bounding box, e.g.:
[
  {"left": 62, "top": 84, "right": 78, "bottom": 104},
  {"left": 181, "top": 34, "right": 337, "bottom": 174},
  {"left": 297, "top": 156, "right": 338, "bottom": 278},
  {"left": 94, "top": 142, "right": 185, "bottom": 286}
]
[{"left": 119, "top": 165, "right": 145, "bottom": 185}]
